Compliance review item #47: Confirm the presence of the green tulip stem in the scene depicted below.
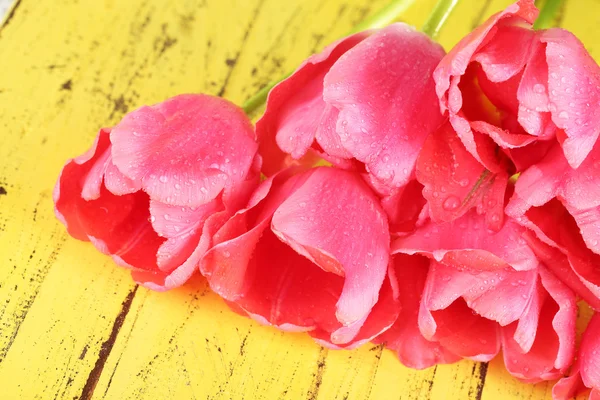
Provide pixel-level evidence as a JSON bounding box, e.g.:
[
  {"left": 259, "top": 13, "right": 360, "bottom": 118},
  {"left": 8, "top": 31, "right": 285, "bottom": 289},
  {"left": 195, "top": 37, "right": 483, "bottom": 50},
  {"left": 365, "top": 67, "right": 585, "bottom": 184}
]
[
  {"left": 421, "top": 0, "right": 460, "bottom": 39},
  {"left": 533, "top": 0, "right": 563, "bottom": 30}
]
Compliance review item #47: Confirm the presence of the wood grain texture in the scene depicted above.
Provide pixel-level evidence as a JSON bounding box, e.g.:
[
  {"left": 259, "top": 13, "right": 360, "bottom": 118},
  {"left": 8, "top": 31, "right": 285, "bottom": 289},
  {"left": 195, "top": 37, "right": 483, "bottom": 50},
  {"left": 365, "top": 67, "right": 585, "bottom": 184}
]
[{"left": 0, "top": 0, "right": 598, "bottom": 399}]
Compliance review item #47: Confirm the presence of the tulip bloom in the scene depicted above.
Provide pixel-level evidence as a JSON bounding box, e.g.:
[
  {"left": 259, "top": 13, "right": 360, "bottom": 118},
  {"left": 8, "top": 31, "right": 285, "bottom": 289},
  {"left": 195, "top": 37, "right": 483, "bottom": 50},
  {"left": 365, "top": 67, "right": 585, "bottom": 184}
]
[
  {"left": 427, "top": 0, "right": 600, "bottom": 229},
  {"left": 54, "top": 94, "right": 260, "bottom": 290},
  {"left": 376, "top": 211, "right": 577, "bottom": 381},
  {"left": 201, "top": 167, "right": 399, "bottom": 348},
  {"left": 553, "top": 314, "right": 600, "bottom": 400},
  {"left": 256, "top": 23, "right": 445, "bottom": 201}
]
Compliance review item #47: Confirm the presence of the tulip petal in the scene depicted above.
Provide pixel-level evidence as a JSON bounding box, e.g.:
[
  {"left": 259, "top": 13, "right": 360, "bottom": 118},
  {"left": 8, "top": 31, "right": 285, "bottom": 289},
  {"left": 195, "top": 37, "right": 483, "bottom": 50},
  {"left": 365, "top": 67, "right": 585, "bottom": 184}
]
[
  {"left": 393, "top": 210, "right": 538, "bottom": 272},
  {"left": 149, "top": 198, "right": 223, "bottom": 272},
  {"left": 424, "top": 259, "right": 537, "bottom": 327},
  {"left": 473, "top": 24, "right": 535, "bottom": 83},
  {"left": 502, "top": 267, "right": 577, "bottom": 382},
  {"left": 580, "top": 315, "right": 600, "bottom": 392},
  {"left": 323, "top": 23, "right": 445, "bottom": 190},
  {"left": 54, "top": 129, "right": 130, "bottom": 240},
  {"left": 416, "top": 121, "right": 508, "bottom": 228},
  {"left": 201, "top": 169, "right": 306, "bottom": 299},
  {"left": 379, "top": 179, "right": 427, "bottom": 235},
  {"left": 256, "top": 33, "right": 369, "bottom": 176},
  {"left": 434, "top": 0, "right": 538, "bottom": 114},
  {"left": 552, "top": 362, "right": 587, "bottom": 400},
  {"left": 311, "top": 271, "right": 400, "bottom": 349},
  {"left": 541, "top": 29, "right": 600, "bottom": 168},
  {"left": 271, "top": 167, "right": 390, "bottom": 325},
  {"left": 420, "top": 293, "right": 500, "bottom": 361},
  {"left": 110, "top": 94, "right": 257, "bottom": 207},
  {"left": 374, "top": 254, "right": 461, "bottom": 369}
]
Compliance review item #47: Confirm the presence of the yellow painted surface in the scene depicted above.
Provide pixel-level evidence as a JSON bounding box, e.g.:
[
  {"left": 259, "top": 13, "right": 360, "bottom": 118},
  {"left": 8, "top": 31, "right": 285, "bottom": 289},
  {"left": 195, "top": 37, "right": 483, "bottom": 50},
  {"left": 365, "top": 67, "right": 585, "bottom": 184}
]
[{"left": 0, "top": 0, "right": 598, "bottom": 398}]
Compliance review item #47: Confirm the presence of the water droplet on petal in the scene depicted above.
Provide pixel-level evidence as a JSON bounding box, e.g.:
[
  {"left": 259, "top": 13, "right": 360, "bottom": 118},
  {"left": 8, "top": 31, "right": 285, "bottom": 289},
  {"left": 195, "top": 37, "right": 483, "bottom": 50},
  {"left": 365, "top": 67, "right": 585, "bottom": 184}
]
[
  {"left": 533, "top": 84, "right": 545, "bottom": 94},
  {"left": 443, "top": 196, "right": 460, "bottom": 211}
]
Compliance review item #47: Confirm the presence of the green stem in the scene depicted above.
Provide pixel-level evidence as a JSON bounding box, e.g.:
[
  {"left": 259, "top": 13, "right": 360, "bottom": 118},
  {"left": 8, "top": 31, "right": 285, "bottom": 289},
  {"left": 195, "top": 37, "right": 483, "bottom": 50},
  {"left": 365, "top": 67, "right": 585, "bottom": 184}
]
[
  {"left": 533, "top": 0, "right": 562, "bottom": 30},
  {"left": 421, "top": 0, "right": 460, "bottom": 39},
  {"left": 242, "top": 0, "right": 417, "bottom": 114}
]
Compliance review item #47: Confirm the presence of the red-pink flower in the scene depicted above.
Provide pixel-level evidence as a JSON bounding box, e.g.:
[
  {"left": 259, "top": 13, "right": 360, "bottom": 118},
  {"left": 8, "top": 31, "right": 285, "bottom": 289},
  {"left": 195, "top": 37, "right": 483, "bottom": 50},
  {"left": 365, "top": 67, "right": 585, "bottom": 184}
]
[
  {"left": 54, "top": 94, "right": 260, "bottom": 290},
  {"left": 256, "top": 23, "right": 445, "bottom": 196},
  {"left": 553, "top": 314, "right": 600, "bottom": 400},
  {"left": 506, "top": 143, "right": 600, "bottom": 309},
  {"left": 376, "top": 211, "right": 577, "bottom": 380},
  {"left": 426, "top": 0, "right": 600, "bottom": 228},
  {"left": 200, "top": 167, "right": 399, "bottom": 348}
]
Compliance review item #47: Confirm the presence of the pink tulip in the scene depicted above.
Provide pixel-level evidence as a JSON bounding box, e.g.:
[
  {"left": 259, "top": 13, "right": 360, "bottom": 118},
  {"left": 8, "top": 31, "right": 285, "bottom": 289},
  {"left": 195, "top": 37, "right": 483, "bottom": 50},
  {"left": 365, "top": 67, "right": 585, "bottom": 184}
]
[
  {"left": 54, "top": 94, "right": 260, "bottom": 290},
  {"left": 377, "top": 211, "right": 577, "bottom": 380},
  {"left": 506, "top": 144, "right": 600, "bottom": 310},
  {"left": 553, "top": 314, "right": 600, "bottom": 400},
  {"left": 256, "top": 23, "right": 446, "bottom": 204},
  {"left": 427, "top": 0, "right": 600, "bottom": 228},
  {"left": 200, "top": 167, "right": 399, "bottom": 348}
]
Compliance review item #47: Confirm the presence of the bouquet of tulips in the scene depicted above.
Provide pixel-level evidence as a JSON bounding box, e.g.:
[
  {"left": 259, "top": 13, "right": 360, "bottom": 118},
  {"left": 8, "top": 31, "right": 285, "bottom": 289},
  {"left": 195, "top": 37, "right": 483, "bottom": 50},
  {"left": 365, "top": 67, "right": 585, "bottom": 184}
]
[{"left": 53, "top": 0, "right": 600, "bottom": 397}]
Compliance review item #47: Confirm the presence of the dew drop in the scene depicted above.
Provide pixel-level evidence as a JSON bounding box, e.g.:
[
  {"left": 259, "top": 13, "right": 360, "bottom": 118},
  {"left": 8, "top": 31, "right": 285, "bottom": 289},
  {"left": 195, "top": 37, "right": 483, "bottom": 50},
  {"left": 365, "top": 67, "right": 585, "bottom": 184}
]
[
  {"left": 443, "top": 196, "right": 460, "bottom": 211},
  {"left": 533, "top": 84, "right": 545, "bottom": 94},
  {"left": 159, "top": 175, "right": 168, "bottom": 183}
]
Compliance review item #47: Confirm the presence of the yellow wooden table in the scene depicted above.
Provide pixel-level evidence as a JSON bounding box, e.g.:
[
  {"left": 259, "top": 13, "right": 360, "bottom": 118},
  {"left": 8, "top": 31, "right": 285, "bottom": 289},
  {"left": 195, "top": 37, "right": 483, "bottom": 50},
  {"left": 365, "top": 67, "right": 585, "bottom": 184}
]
[{"left": 0, "top": 0, "right": 598, "bottom": 398}]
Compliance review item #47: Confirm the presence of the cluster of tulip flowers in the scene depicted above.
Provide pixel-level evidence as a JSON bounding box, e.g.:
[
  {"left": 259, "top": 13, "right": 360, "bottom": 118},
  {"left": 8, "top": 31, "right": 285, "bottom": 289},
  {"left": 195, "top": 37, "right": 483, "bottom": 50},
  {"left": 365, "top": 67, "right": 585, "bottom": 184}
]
[{"left": 54, "top": 0, "right": 600, "bottom": 397}]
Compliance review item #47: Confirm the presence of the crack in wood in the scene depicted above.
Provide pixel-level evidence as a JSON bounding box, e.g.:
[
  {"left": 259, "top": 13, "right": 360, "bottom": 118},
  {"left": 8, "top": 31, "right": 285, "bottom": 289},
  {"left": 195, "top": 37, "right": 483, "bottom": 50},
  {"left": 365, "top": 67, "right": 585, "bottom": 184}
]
[
  {"left": 474, "top": 362, "right": 489, "bottom": 400},
  {"left": 0, "top": 0, "right": 23, "bottom": 35},
  {"left": 307, "top": 346, "right": 328, "bottom": 400},
  {"left": 79, "top": 286, "right": 138, "bottom": 400}
]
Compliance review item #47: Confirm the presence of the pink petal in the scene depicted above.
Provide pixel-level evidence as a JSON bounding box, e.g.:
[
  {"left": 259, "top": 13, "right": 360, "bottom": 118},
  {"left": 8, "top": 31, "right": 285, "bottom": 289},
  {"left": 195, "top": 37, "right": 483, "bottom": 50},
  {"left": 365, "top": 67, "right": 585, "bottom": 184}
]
[
  {"left": 471, "top": 120, "right": 536, "bottom": 149},
  {"left": 473, "top": 24, "right": 535, "bottom": 83},
  {"left": 149, "top": 198, "right": 223, "bottom": 272},
  {"left": 314, "top": 105, "right": 353, "bottom": 160},
  {"left": 541, "top": 29, "right": 600, "bottom": 168},
  {"left": 416, "top": 121, "right": 508, "bottom": 228},
  {"left": 419, "top": 290, "right": 500, "bottom": 361},
  {"left": 54, "top": 129, "right": 126, "bottom": 239},
  {"left": 256, "top": 33, "right": 369, "bottom": 176},
  {"left": 311, "top": 271, "right": 400, "bottom": 349},
  {"left": 323, "top": 23, "right": 445, "bottom": 190},
  {"left": 201, "top": 168, "right": 306, "bottom": 299},
  {"left": 378, "top": 179, "right": 427, "bottom": 235},
  {"left": 423, "top": 259, "right": 537, "bottom": 327},
  {"left": 434, "top": 0, "right": 538, "bottom": 114},
  {"left": 580, "top": 314, "right": 600, "bottom": 391},
  {"left": 524, "top": 231, "right": 600, "bottom": 311},
  {"left": 110, "top": 94, "right": 257, "bottom": 207},
  {"left": 271, "top": 167, "right": 390, "bottom": 325},
  {"left": 553, "top": 362, "right": 587, "bottom": 400},
  {"left": 516, "top": 39, "right": 552, "bottom": 136},
  {"left": 374, "top": 254, "right": 461, "bottom": 369},
  {"left": 393, "top": 210, "right": 538, "bottom": 272},
  {"left": 502, "top": 267, "right": 576, "bottom": 383}
]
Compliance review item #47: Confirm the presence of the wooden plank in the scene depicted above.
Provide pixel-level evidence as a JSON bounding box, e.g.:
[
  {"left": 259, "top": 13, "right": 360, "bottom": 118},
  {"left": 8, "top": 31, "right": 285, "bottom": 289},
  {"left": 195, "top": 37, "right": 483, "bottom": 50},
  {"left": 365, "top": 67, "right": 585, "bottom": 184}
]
[{"left": 0, "top": 0, "right": 598, "bottom": 399}]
